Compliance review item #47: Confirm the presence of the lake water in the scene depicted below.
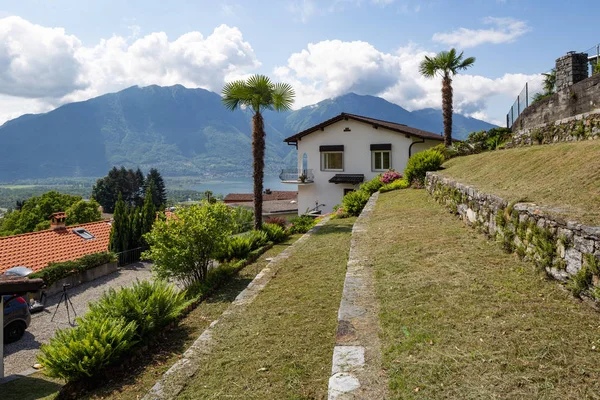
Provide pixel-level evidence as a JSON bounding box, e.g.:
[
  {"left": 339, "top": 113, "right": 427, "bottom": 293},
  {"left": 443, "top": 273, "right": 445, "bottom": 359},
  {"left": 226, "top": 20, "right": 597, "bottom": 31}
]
[{"left": 185, "top": 175, "right": 292, "bottom": 196}]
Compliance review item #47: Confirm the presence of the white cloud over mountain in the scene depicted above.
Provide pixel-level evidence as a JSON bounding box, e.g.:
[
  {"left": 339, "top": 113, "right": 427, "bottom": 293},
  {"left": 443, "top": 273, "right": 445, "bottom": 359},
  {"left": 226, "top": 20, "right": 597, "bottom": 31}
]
[
  {"left": 0, "top": 16, "right": 534, "bottom": 125},
  {"left": 432, "top": 17, "right": 530, "bottom": 48}
]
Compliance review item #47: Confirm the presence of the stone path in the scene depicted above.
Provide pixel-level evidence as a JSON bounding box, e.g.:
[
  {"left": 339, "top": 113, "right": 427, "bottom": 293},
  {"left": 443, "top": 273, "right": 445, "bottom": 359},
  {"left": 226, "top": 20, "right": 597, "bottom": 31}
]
[
  {"left": 328, "top": 192, "right": 387, "bottom": 399},
  {"left": 3, "top": 262, "right": 152, "bottom": 377},
  {"left": 142, "top": 217, "right": 331, "bottom": 400}
]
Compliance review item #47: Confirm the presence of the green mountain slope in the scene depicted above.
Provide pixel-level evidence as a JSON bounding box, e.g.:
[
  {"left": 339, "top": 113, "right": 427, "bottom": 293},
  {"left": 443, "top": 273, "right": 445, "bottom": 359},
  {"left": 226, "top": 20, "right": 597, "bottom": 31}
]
[{"left": 0, "top": 86, "right": 496, "bottom": 180}]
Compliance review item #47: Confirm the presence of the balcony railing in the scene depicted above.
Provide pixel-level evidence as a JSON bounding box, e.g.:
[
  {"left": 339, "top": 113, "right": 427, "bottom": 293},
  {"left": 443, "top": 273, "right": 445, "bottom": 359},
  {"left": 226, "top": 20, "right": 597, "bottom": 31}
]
[{"left": 279, "top": 169, "right": 314, "bottom": 184}]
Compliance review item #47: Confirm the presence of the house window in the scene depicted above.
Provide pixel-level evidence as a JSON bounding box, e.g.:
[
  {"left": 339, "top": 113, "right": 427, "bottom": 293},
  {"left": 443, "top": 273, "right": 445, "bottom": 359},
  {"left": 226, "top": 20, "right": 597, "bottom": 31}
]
[
  {"left": 372, "top": 151, "right": 391, "bottom": 171},
  {"left": 321, "top": 152, "right": 343, "bottom": 171},
  {"left": 73, "top": 228, "right": 95, "bottom": 240}
]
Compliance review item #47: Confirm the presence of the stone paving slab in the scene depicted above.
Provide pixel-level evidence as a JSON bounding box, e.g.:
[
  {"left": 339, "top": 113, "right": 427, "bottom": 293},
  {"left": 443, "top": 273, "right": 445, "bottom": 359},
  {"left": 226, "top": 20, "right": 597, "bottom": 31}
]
[
  {"left": 328, "top": 192, "right": 387, "bottom": 399},
  {"left": 142, "top": 217, "right": 330, "bottom": 400}
]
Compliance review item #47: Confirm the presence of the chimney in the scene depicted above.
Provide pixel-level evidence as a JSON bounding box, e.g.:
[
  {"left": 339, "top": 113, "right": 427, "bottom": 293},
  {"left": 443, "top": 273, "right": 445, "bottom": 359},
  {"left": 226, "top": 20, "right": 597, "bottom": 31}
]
[
  {"left": 50, "top": 212, "right": 67, "bottom": 230},
  {"left": 265, "top": 188, "right": 272, "bottom": 195},
  {"left": 555, "top": 51, "right": 589, "bottom": 92}
]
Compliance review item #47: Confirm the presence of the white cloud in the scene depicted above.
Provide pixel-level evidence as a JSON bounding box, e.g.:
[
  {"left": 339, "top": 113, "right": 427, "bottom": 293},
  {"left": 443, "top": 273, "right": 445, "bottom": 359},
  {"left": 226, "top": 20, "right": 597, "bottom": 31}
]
[
  {"left": 432, "top": 17, "right": 530, "bottom": 48},
  {"left": 274, "top": 40, "right": 539, "bottom": 123},
  {"left": 0, "top": 17, "right": 260, "bottom": 123}
]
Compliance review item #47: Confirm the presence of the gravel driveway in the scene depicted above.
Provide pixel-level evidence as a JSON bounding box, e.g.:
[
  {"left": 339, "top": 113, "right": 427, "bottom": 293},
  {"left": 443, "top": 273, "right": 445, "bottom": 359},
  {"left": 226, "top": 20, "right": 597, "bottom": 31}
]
[{"left": 3, "top": 262, "right": 153, "bottom": 376}]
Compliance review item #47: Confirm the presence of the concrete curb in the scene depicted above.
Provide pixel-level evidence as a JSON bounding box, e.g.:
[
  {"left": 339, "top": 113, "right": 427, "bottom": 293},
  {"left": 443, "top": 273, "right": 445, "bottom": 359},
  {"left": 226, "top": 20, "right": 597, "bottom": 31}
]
[
  {"left": 328, "top": 192, "right": 386, "bottom": 399},
  {"left": 142, "top": 217, "right": 331, "bottom": 400}
]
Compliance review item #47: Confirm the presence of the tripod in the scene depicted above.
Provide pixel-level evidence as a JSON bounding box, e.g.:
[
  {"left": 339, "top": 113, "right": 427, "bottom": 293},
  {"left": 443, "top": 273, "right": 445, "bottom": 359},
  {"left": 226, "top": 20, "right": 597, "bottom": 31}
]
[{"left": 51, "top": 284, "right": 78, "bottom": 325}]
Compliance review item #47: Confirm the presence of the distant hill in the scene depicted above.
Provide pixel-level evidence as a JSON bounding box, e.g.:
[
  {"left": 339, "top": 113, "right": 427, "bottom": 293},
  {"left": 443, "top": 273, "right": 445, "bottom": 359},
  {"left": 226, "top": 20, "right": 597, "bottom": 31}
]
[{"left": 0, "top": 86, "right": 496, "bottom": 180}]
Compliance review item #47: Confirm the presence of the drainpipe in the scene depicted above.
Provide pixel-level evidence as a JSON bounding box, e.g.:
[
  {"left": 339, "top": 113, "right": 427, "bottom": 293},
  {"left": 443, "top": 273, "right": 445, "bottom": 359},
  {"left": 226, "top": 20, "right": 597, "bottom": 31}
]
[{"left": 408, "top": 138, "right": 425, "bottom": 158}]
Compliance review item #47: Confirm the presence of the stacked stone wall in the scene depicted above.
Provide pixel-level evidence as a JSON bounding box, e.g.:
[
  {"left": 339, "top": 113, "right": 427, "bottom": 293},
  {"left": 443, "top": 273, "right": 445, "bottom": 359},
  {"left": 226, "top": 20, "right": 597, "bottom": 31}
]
[{"left": 425, "top": 172, "right": 600, "bottom": 300}]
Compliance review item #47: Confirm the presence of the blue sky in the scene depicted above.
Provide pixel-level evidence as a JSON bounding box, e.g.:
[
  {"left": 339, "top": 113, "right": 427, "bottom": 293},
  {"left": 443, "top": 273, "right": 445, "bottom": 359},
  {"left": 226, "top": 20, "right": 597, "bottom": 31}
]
[{"left": 0, "top": 0, "right": 598, "bottom": 125}]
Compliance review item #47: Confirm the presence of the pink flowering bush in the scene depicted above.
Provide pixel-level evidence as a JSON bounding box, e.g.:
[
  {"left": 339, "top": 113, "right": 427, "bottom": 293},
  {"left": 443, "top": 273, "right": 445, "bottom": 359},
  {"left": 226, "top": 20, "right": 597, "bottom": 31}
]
[{"left": 379, "top": 169, "right": 402, "bottom": 185}]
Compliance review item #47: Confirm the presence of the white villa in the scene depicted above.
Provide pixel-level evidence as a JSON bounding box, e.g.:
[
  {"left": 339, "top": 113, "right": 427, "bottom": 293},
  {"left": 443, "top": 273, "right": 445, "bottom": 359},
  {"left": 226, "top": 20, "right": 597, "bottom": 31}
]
[{"left": 281, "top": 113, "right": 445, "bottom": 214}]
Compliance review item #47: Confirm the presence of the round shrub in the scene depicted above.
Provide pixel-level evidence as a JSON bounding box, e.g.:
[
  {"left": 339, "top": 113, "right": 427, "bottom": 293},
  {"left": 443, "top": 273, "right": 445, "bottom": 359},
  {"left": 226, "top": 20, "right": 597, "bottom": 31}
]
[
  {"left": 262, "top": 223, "right": 287, "bottom": 243},
  {"left": 38, "top": 317, "right": 137, "bottom": 381},
  {"left": 288, "top": 215, "right": 317, "bottom": 234},
  {"left": 404, "top": 149, "right": 444, "bottom": 185},
  {"left": 359, "top": 175, "right": 383, "bottom": 195},
  {"left": 342, "top": 190, "right": 371, "bottom": 217},
  {"left": 379, "top": 169, "right": 402, "bottom": 184},
  {"left": 264, "top": 216, "right": 287, "bottom": 228}
]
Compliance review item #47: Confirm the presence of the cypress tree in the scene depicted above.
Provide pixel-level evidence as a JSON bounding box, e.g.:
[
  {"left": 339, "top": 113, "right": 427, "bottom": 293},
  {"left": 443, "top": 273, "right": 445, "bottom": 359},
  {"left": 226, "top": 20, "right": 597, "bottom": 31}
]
[
  {"left": 141, "top": 185, "right": 156, "bottom": 245},
  {"left": 129, "top": 206, "right": 142, "bottom": 250},
  {"left": 145, "top": 168, "right": 167, "bottom": 210},
  {"left": 109, "top": 193, "right": 126, "bottom": 253}
]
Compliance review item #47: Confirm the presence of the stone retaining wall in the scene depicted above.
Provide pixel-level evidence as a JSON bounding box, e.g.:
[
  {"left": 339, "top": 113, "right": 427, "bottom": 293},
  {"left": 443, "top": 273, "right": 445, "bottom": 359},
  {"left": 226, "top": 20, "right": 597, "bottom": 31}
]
[
  {"left": 425, "top": 172, "right": 600, "bottom": 299},
  {"left": 508, "top": 110, "right": 600, "bottom": 148},
  {"left": 33, "top": 262, "right": 118, "bottom": 299}
]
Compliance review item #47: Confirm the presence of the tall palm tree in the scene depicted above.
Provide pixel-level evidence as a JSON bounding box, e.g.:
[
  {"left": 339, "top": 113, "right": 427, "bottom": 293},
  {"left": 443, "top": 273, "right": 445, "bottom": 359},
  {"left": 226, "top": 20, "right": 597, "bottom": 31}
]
[
  {"left": 222, "top": 75, "right": 295, "bottom": 230},
  {"left": 419, "top": 49, "right": 476, "bottom": 147}
]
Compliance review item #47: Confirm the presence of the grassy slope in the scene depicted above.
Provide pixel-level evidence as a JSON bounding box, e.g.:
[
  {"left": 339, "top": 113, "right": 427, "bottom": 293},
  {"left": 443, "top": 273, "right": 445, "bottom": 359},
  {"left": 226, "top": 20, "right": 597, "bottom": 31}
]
[
  {"left": 439, "top": 141, "right": 600, "bottom": 225},
  {"left": 1, "top": 235, "right": 303, "bottom": 400},
  {"left": 366, "top": 190, "right": 600, "bottom": 399},
  {"left": 177, "top": 218, "right": 356, "bottom": 400}
]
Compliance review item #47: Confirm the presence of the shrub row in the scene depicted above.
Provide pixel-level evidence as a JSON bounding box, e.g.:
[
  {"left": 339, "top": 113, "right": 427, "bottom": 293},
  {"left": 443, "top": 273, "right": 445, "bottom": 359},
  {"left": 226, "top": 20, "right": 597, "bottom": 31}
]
[
  {"left": 38, "top": 279, "right": 190, "bottom": 382},
  {"left": 287, "top": 215, "right": 317, "bottom": 234},
  {"left": 29, "top": 252, "right": 117, "bottom": 287}
]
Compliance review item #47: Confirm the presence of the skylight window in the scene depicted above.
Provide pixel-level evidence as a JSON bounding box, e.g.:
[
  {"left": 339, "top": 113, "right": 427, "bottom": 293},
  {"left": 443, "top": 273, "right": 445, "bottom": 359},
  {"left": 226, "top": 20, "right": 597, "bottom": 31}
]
[{"left": 73, "top": 228, "right": 95, "bottom": 240}]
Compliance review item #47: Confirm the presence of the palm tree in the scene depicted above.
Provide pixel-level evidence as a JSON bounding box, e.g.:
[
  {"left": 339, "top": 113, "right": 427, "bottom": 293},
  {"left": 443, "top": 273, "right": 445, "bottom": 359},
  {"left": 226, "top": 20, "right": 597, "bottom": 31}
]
[
  {"left": 222, "top": 75, "right": 295, "bottom": 230},
  {"left": 419, "top": 48, "right": 476, "bottom": 147}
]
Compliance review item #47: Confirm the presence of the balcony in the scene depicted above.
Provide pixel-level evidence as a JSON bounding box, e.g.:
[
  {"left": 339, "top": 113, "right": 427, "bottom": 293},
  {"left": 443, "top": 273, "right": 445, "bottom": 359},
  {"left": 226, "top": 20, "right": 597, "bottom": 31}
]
[{"left": 279, "top": 169, "right": 314, "bottom": 184}]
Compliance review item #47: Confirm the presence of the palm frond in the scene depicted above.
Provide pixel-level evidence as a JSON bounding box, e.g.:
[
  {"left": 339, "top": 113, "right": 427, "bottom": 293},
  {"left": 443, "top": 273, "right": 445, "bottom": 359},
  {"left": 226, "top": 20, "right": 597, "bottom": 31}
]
[
  {"left": 221, "top": 80, "right": 250, "bottom": 111},
  {"left": 272, "top": 82, "right": 295, "bottom": 112},
  {"left": 419, "top": 56, "right": 438, "bottom": 77},
  {"left": 457, "top": 56, "right": 476, "bottom": 71}
]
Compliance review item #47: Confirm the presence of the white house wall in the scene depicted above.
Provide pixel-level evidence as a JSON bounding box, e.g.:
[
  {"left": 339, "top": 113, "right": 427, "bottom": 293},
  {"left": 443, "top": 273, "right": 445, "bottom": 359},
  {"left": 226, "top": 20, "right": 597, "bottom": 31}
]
[{"left": 296, "top": 119, "right": 441, "bottom": 214}]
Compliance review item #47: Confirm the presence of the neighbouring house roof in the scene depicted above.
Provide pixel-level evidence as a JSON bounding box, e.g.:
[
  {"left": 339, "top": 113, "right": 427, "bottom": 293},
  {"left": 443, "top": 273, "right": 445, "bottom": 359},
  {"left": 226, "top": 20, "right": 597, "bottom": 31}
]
[
  {"left": 328, "top": 174, "right": 365, "bottom": 184},
  {"left": 228, "top": 200, "right": 299, "bottom": 215},
  {"left": 0, "top": 220, "right": 112, "bottom": 274},
  {"left": 223, "top": 191, "right": 297, "bottom": 203},
  {"left": 283, "top": 112, "right": 445, "bottom": 144}
]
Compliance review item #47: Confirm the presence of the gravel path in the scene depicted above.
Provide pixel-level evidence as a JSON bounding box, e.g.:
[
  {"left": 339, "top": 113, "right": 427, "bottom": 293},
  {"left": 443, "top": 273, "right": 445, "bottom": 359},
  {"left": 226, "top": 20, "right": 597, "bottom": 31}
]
[{"left": 3, "top": 262, "right": 152, "bottom": 376}]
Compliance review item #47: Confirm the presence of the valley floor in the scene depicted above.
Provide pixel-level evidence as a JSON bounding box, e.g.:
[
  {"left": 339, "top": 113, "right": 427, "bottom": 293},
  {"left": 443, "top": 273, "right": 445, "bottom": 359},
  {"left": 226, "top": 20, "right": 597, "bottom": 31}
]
[{"left": 368, "top": 189, "right": 600, "bottom": 399}]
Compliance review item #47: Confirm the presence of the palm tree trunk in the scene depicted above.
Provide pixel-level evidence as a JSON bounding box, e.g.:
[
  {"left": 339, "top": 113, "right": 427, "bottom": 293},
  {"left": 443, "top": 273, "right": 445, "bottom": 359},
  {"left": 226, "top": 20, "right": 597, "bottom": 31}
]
[
  {"left": 252, "top": 112, "right": 265, "bottom": 230},
  {"left": 442, "top": 76, "right": 453, "bottom": 147}
]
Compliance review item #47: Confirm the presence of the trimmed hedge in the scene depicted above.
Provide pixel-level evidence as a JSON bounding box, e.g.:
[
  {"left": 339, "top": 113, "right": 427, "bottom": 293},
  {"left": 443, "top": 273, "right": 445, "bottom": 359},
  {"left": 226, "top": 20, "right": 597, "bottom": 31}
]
[
  {"left": 404, "top": 148, "right": 445, "bottom": 184},
  {"left": 29, "top": 252, "right": 117, "bottom": 286},
  {"left": 379, "top": 178, "right": 410, "bottom": 193}
]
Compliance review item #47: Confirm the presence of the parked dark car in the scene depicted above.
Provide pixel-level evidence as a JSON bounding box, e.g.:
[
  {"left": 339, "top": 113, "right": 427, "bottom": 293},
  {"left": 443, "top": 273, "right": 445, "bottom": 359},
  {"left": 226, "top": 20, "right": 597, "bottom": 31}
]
[{"left": 3, "top": 295, "right": 31, "bottom": 343}]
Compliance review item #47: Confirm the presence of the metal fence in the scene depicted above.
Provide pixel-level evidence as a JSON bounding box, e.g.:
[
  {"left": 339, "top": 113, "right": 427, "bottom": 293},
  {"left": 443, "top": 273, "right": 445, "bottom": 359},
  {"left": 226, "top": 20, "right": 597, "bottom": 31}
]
[
  {"left": 116, "top": 247, "right": 145, "bottom": 267},
  {"left": 506, "top": 43, "right": 600, "bottom": 128}
]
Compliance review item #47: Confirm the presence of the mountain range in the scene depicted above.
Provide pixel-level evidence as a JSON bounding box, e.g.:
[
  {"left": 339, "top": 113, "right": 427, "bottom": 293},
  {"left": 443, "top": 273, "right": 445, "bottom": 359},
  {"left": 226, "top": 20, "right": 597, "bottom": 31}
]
[{"left": 0, "top": 85, "right": 496, "bottom": 180}]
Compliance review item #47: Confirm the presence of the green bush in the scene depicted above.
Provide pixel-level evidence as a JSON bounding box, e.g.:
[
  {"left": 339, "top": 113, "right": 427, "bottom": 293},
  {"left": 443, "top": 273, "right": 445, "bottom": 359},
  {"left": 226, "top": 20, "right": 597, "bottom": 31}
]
[
  {"left": 288, "top": 215, "right": 317, "bottom": 234},
  {"left": 264, "top": 216, "right": 287, "bottom": 228},
  {"left": 38, "top": 317, "right": 137, "bottom": 381},
  {"left": 218, "top": 235, "right": 253, "bottom": 262},
  {"left": 379, "top": 178, "right": 410, "bottom": 193},
  {"left": 231, "top": 206, "right": 254, "bottom": 234},
  {"left": 87, "top": 280, "right": 189, "bottom": 340},
  {"left": 342, "top": 190, "right": 371, "bottom": 217},
  {"left": 29, "top": 252, "right": 117, "bottom": 286},
  {"left": 359, "top": 175, "right": 383, "bottom": 195},
  {"left": 246, "top": 230, "right": 270, "bottom": 250},
  {"left": 262, "top": 223, "right": 287, "bottom": 243},
  {"left": 404, "top": 149, "right": 445, "bottom": 185}
]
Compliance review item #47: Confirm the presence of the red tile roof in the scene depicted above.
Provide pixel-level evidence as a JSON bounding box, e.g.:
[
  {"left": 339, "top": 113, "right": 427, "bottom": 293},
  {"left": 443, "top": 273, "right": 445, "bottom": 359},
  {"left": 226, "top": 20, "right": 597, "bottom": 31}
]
[
  {"left": 223, "top": 191, "right": 297, "bottom": 203},
  {"left": 0, "top": 220, "right": 112, "bottom": 274}
]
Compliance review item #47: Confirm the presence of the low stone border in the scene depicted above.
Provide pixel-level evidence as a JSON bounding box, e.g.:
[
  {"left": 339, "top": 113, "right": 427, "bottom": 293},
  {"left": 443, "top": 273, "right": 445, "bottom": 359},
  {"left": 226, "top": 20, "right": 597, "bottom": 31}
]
[
  {"left": 426, "top": 172, "right": 600, "bottom": 298},
  {"left": 34, "top": 262, "right": 118, "bottom": 299},
  {"left": 142, "top": 217, "right": 331, "bottom": 400},
  {"left": 328, "top": 192, "right": 386, "bottom": 399}
]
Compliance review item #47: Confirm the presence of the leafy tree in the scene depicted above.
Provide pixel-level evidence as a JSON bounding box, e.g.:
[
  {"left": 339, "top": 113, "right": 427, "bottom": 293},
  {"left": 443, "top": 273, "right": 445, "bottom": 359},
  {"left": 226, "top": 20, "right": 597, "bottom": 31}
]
[
  {"left": 109, "top": 194, "right": 127, "bottom": 253},
  {"left": 143, "top": 203, "right": 233, "bottom": 287},
  {"left": 419, "top": 49, "right": 476, "bottom": 147},
  {"left": 0, "top": 191, "right": 81, "bottom": 236},
  {"left": 65, "top": 199, "right": 102, "bottom": 225},
  {"left": 92, "top": 167, "right": 148, "bottom": 213},
  {"left": 144, "top": 168, "right": 167, "bottom": 211},
  {"left": 532, "top": 69, "right": 557, "bottom": 104},
  {"left": 222, "top": 74, "right": 295, "bottom": 230}
]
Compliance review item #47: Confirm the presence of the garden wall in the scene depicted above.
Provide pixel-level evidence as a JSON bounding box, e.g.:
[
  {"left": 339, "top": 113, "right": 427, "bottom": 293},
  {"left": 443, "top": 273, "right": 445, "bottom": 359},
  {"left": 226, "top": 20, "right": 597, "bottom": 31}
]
[
  {"left": 425, "top": 172, "right": 600, "bottom": 290},
  {"left": 509, "top": 72, "right": 600, "bottom": 147},
  {"left": 34, "top": 262, "right": 118, "bottom": 299}
]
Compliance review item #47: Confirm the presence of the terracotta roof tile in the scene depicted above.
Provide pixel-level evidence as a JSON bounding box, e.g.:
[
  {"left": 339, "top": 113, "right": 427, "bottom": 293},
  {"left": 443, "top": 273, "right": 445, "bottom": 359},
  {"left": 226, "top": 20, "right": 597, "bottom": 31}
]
[
  {"left": 0, "top": 220, "right": 112, "bottom": 274},
  {"left": 223, "top": 191, "right": 297, "bottom": 203}
]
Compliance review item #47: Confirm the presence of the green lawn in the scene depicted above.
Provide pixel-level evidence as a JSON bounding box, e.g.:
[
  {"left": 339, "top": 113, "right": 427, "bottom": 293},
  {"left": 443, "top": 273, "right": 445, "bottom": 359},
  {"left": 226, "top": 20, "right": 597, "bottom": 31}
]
[
  {"left": 1, "top": 234, "right": 304, "bottom": 400},
  {"left": 365, "top": 189, "right": 600, "bottom": 399},
  {"left": 177, "top": 217, "right": 356, "bottom": 400},
  {"left": 440, "top": 140, "right": 600, "bottom": 225}
]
